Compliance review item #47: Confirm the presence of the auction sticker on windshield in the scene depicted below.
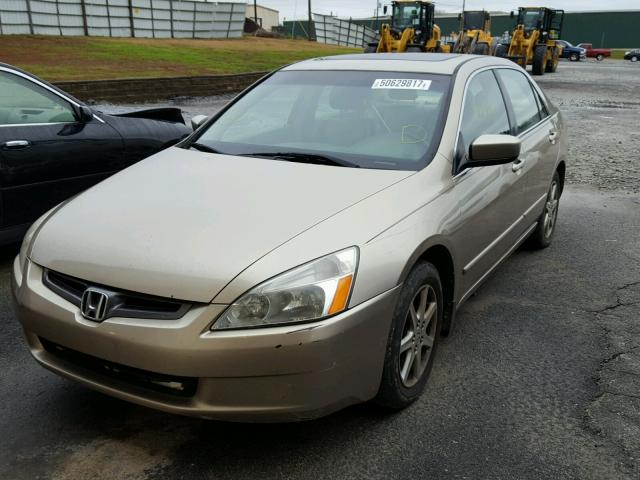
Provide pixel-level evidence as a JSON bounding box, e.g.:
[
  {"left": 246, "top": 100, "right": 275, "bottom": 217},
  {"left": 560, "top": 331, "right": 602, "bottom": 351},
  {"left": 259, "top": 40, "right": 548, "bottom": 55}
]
[{"left": 372, "top": 79, "right": 432, "bottom": 90}]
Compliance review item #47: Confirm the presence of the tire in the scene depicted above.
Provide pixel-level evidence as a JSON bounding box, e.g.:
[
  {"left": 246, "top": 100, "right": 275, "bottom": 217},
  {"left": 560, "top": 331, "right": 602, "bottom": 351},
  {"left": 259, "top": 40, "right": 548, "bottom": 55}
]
[
  {"left": 545, "top": 47, "right": 559, "bottom": 72},
  {"left": 532, "top": 44, "right": 547, "bottom": 75},
  {"left": 473, "top": 42, "right": 489, "bottom": 55},
  {"left": 406, "top": 46, "right": 422, "bottom": 52},
  {"left": 526, "top": 171, "right": 561, "bottom": 249},
  {"left": 375, "top": 262, "right": 443, "bottom": 409},
  {"left": 596, "top": 54, "right": 604, "bottom": 61},
  {"left": 364, "top": 45, "right": 377, "bottom": 53},
  {"left": 495, "top": 44, "right": 508, "bottom": 58},
  {"left": 631, "top": 55, "right": 638, "bottom": 63},
  {"left": 569, "top": 53, "right": 579, "bottom": 62}
]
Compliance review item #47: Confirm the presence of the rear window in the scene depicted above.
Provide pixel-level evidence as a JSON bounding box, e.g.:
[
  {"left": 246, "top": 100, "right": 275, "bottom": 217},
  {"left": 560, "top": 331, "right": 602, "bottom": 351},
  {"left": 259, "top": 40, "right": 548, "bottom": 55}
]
[{"left": 192, "top": 70, "right": 452, "bottom": 170}]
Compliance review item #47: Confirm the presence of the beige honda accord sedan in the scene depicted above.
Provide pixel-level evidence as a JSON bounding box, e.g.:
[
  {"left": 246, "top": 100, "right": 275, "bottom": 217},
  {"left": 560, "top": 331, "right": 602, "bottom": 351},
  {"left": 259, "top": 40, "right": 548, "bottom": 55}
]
[{"left": 12, "top": 54, "right": 567, "bottom": 422}]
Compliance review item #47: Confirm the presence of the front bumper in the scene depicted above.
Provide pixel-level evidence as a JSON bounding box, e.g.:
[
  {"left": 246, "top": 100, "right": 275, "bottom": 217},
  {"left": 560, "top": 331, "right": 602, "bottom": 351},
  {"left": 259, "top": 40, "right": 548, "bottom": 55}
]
[{"left": 12, "top": 259, "right": 399, "bottom": 422}]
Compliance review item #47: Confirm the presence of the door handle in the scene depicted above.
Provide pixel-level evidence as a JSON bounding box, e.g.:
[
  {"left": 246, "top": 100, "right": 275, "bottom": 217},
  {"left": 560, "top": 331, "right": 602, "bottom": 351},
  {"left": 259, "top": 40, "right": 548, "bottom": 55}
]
[
  {"left": 548, "top": 130, "right": 558, "bottom": 144},
  {"left": 512, "top": 158, "right": 525, "bottom": 173},
  {"left": 2, "top": 140, "right": 31, "bottom": 150}
]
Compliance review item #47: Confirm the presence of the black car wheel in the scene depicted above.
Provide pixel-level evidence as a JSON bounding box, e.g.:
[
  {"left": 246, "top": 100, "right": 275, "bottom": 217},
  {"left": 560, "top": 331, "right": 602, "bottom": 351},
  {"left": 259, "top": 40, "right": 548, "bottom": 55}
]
[
  {"left": 375, "top": 262, "right": 442, "bottom": 409},
  {"left": 631, "top": 55, "right": 639, "bottom": 63},
  {"left": 569, "top": 53, "right": 579, "bottom": 62},
  {"left": 596, "top": 54, "right": 604, "bottom": 61}
]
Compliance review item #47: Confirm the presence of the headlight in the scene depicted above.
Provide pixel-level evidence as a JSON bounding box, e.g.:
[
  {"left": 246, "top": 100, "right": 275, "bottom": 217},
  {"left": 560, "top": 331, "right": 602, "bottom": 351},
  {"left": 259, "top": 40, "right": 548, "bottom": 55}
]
[
  {"left": 212, "top": 247, "right": 358, "bottom": 330},
  {"left": 19, "top": 220, "right": 41, "bottom": 273},
  {"left": 625, "top": 51, "right": 631, "bottom": 56},
  {"left": 18, "top": 205, "right": 61, "bottom": 273}
]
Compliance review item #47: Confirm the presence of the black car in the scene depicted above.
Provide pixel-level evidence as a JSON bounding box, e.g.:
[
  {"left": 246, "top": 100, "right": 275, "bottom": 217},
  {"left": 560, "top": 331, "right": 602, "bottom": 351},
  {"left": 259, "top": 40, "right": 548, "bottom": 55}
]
[
  {"left": 624, "top": 49, "right": 640, "bottom": 62},
  {"left": 0, "top": 63, "right": 191, "bottom": 244}
]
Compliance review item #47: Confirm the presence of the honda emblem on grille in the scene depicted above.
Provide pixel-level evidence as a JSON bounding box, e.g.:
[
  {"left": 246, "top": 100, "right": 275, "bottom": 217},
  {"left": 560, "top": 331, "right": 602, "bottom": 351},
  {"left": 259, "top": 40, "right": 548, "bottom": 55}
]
[{"left": 80, "top": 288, "right": 109, "bottom": 322}]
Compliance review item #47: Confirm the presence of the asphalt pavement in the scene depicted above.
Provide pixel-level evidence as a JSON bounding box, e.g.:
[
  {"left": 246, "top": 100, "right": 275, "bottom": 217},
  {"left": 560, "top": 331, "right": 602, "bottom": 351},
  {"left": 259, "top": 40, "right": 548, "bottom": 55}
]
[{"left": 1, "top": 60, "right": 639, "bottom": 480}]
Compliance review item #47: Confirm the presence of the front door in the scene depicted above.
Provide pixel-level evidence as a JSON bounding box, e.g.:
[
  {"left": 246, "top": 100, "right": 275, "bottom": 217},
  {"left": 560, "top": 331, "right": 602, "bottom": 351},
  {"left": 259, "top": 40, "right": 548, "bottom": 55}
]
[{"left": 451, "top": 69, "right": 529, "bottom": 296}]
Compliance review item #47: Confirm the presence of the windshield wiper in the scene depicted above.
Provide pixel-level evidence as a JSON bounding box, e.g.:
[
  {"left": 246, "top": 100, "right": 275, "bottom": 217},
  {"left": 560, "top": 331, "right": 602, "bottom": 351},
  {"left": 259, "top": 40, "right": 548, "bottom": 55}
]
[
  {"left": 239, "top": 152, "right": 359, "bottom": 168},
  {"left": 190, "top": 142, "right": 224, "bottom": 154}
]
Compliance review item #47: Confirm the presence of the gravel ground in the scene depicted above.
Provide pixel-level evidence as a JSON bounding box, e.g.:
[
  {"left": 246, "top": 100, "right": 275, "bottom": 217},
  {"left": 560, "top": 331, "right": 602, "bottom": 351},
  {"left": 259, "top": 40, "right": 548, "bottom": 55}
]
[
  {"left": 536, "top": 60, "right": 640, "bottom": 193},
  {"left": 1, "top": 59, "right": 639, "bottom": 480}
]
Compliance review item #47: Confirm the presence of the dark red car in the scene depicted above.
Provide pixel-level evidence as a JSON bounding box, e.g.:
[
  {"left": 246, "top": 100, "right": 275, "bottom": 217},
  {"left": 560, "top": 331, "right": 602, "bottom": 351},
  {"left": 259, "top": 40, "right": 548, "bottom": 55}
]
[{"left": 577, "top": 43, "right": 612, "bottom": 61}]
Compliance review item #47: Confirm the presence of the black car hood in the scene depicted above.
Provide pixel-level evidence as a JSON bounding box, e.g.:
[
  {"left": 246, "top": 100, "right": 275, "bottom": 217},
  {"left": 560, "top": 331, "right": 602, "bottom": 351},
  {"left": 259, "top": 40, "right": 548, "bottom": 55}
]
[{"left": 112, "top": 107, "right": 185, "bottom": 124}]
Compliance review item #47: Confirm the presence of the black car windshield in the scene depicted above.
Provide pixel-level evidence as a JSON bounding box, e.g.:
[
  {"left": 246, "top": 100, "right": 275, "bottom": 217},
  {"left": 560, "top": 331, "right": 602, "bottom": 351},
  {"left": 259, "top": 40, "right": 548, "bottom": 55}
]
[{"left": 191, "top": 70, "right": 451, "bottom": 170}]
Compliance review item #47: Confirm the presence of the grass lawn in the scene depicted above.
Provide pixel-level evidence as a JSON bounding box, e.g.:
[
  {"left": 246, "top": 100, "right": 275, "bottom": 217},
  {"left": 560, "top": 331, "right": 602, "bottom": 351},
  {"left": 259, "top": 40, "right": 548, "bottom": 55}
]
[{"left": 0, "top": 35, "right": 359, "bottom": 81}]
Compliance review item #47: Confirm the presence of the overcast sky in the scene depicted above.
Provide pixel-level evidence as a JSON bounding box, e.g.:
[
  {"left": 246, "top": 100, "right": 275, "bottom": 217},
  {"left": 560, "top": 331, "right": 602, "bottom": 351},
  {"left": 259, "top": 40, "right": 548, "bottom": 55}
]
[{"left": 251, "top": 1, "right": 639, "bottom": 20}]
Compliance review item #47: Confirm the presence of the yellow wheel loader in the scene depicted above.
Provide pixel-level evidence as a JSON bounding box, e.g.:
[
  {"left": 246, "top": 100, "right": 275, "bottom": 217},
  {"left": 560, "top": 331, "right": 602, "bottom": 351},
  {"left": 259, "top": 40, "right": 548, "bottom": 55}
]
[
  {"left": 494, "top": 7, "right": 564, "bottom": 75},
  {"left": 452, "top": 10, "right": 494, "bottom": 55},
  {"left": 364, "top": 1, "right": 451, "bottom": 54}
]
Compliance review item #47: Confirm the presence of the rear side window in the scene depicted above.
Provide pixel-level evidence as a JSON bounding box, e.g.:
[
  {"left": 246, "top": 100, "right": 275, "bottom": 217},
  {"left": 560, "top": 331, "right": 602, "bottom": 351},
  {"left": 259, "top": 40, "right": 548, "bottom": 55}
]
[
  {"left": 496, "top": 69, "right": 542, "bottom": 134},
  {"left": 459, "top": 70, "right": 510, "bottom": 153}
]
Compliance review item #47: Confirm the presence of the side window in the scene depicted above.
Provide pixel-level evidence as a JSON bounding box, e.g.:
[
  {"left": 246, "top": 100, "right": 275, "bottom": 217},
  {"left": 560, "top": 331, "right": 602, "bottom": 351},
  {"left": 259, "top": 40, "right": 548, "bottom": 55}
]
[
  {"left": 532, "top": 87, "right": 550, "bottom": 118},
  {"left": 0, "top": 71, "right": 76, "bottom": 125},
  {"left": 496, "top": 69, "right": 542, "bottom": 133},
  {"left": 459, "top": 70, "right": 510, "bottom": 153}
]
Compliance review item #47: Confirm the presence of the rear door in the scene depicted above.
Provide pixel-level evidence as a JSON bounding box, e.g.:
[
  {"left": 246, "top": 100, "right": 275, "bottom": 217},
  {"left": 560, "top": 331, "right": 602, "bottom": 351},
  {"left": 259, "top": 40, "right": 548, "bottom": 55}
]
[
  {"left": 495, "top": 68, "right": 559, "bottom": 223},
  {"left": 0, "top": 68, "right": 124, "bottom": 231},
  {"left": 452, "top": 69, "right": 529, "bottom": 296}
]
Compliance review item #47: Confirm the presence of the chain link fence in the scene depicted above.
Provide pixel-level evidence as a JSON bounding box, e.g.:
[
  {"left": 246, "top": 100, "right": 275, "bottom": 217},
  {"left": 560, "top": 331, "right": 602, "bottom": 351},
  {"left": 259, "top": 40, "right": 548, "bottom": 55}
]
[{"left": 0, "top": 0, "right": 246, "bottom": 38}]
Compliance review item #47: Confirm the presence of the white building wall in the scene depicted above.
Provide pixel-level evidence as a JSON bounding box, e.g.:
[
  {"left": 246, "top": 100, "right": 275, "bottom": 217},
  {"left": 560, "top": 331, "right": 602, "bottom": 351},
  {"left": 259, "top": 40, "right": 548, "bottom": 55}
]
[{"left": 245, "top": 4, "right": 279, "bottom": 31}]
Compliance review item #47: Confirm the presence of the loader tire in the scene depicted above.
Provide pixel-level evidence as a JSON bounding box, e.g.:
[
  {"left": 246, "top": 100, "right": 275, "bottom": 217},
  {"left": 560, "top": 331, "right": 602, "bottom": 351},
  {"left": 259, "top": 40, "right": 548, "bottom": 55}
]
[
  {"left": 473, "top": 42, "right": 489, "bottom": 55},
  {"left": 532, "top": 44, "right": 547, "bottom": 75},
  {"left": 364, "top": 45, "right": 377, "bottom": 53},
  {"left": 406, "top": 46, "right": 423, "bottom": 52},
  {"left": 494, "top": 44, "right": 508, "bottom": 58},
  {"left": 545, "top": 47, "right": 559, "bottom": 72}
]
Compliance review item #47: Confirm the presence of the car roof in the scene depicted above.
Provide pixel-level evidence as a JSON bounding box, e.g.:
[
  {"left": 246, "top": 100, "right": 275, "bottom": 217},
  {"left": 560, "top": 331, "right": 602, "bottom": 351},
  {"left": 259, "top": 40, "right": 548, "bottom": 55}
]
[{"left": 282, "top": 53, "right": 517, "bottom": 75}]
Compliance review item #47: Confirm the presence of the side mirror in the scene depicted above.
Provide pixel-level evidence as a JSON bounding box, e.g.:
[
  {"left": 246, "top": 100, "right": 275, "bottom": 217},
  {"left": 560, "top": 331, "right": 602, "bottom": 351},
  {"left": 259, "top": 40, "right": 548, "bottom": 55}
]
[
  {"left": 383, "top": 5, "right": 387, "bottom": 15},
  {"left": 76, "top": 105, "right": 93, "bottom": 122},
  {"left": 190, "top": 114, "right": 208, "bottom": 131},
  {"left": 466, "top": 134, "right": 521, "bottom": 167}
]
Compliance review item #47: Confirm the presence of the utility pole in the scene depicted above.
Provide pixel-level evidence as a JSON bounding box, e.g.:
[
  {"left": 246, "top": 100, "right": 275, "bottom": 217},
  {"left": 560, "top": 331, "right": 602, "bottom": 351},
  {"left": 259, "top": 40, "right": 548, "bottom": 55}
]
[
  {"left": 308, "top": 0, "right": 312, "bottom": 40},
  {"left": 254, "top": 0, "right": 258, "bottom": 26},
  {"left": 460, "top": 0, "right": 466, "bottom": 31}
]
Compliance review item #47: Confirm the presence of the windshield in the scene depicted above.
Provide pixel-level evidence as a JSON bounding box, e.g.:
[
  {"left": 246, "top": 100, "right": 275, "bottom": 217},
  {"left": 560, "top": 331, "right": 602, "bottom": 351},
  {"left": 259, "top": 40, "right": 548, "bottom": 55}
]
[
  {"left": 190, "top": 70, "right": 451, "bottom": 171},
  {"left": 463, "top": 12, "right": 485, "bottom": 31},
  {"left": 393, "top": 3, "right": 422, "bottom": 29},
  {"left": 520, "top": 9, "right": 542, "bottom": 30}
]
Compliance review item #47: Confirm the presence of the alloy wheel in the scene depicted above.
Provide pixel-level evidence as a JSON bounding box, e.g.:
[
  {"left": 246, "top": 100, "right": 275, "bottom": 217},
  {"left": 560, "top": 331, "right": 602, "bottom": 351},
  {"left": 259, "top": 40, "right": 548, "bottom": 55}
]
[
  {"left": 398, "top": 285, "right": 437, "bottom": 387},
  {"left": 543, "top": 180, "right": 559, "bottom": 238}
]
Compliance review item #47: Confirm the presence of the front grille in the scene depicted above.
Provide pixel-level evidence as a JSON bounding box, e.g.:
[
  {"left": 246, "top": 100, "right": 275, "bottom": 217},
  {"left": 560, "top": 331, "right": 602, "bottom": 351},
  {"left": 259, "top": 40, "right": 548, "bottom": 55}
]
[
  {"left": 43, "top": 269, "right": 191, "bottom": 321},
  {"left": 40, "top": 337, "right": 198, "bottom": 398}
]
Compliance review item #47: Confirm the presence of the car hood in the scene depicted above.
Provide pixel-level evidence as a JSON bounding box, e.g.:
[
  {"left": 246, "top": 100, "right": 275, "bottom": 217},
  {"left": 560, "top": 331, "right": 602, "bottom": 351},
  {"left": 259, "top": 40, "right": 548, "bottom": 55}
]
[{"left": 31, "top": 147, "right": 412, "bottom": 303}]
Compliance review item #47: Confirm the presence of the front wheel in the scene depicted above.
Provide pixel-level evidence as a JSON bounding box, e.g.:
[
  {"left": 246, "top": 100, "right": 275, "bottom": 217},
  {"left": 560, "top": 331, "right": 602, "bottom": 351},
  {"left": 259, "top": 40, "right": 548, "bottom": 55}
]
[
  {"left": 375, "top": 262, "right": 442, "bottom": 409},
  {"left": 526, "top": 171, "right": 561, "bottom": 249},
  {"left": 596, "top": 54, "right": 604, "bottom": 61},
  {"left": 494, "top": 44, "right": 508, "bottom": 58},
  {"left": 631, "top": 55, "right": 638, "bottom": 62},
  {"left": 569, "top": 53, "right": 579, "bottom": 62},
  {"left": 364, "top": 45, "right": 377, "bottom": 53},
  {"left": 532, "top": 44, "right": 548, "bottom": 75}
]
